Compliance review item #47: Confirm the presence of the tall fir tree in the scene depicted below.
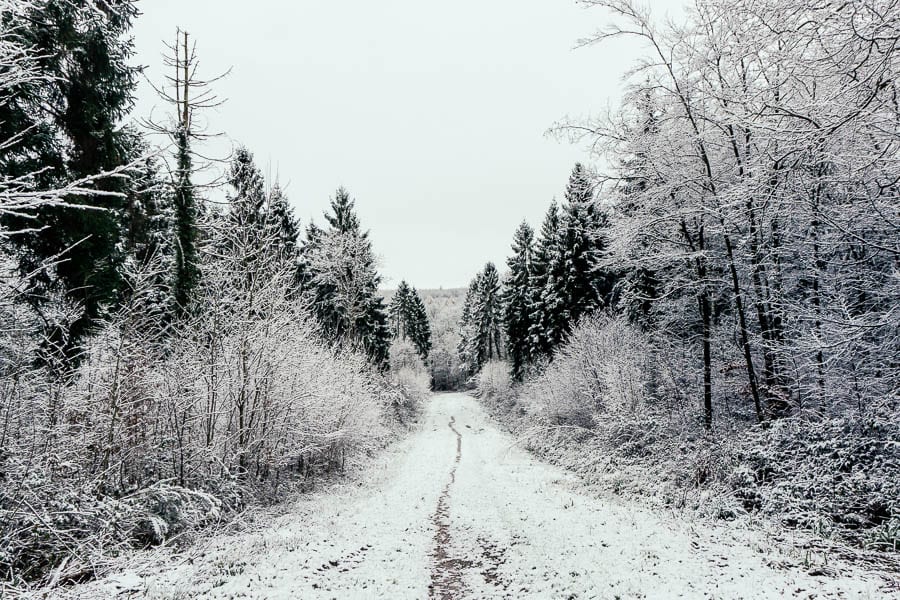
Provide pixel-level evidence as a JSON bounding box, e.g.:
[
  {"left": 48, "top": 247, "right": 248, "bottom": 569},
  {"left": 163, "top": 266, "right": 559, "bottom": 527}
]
[
  {"left": 615, "top": 89, "right": 661, "bottom": 329},
  {"left": 539, "top": 164, "right": 614, "bottom": 355},
  {"left": 0, "top": 0, "right": 141, "bottom": 353},
  {"left": 408, "top": 289, "right": 432, "bottom": 361},
  {"left": 301, "top": 187, "right": 391, "bottom": 368},
  {"left": 172, "top": 124, "right": 200, "bottom": 314},
  {"left": 389, "top": 282, "right": 432, "bottom": 361},
  {"left": 458, "top": 273, "right": 483, "bottom": 377},
  {"left": 458, "top": 263, "right": 504, "bottom": 375},
  {"left": 502, "top": 221, "right": 535, "bottom": 381},
  {"left": 528, "top": 200, "right": 561, "bottom": 359},
  {"left": 389, "top": 281, "right": 413, "bottom": 338}
]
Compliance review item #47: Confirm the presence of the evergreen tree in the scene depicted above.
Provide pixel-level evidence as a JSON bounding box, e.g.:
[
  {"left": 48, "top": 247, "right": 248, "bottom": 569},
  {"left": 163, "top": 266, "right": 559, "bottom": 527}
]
[
  {"left": 389, "top": 281, "right": 413, "bottom": 338},
  {"left": 528, "top": 200, "right": 561, "bottom": 358},
  {"left": 457, "top": 273, "right": 483, "bottom": 377},
  {"left": 408, "top": 289, "right": 432, "bottom": 361},
  {"left": 502, "top": 221, "right": 535, "bottom": 381},
  {"left": 301, "top": 187, "right": 391, "bottom": 368},
  {"left": 615, "top": 89, "right": 662, "bottom": 329},
  {"left": 389, "top": 282, "right": 432, "bottom": 361},
  {"left": 0, "top": 0, "right": 141, "bottom": 351},
  {"left": 458, "top": 263, "right": 504, "bottom": 375},
  {"left": 172, "top": 124, "right": 200, "bottom": 314},
  {"left": 266, "top": 185, "right": 301, "bottom": 267},
  {"left": 226, "top": 146, "right": 267, "bottom": 231},
  {"left": 539, "top": 164, "right": 615, "bottom": 355}
]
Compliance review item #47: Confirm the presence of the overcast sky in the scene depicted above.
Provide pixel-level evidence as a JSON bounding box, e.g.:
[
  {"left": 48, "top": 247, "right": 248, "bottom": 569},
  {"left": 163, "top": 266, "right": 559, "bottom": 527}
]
[{"left": 131, "top": 0, "right": 686, "bottom": 290}]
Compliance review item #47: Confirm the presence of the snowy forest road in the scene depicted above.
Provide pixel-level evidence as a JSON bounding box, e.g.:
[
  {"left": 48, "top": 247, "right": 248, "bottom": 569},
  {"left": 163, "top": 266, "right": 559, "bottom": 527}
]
[{"left": 79, "top": 394, "right": 881, "bottom": 600}]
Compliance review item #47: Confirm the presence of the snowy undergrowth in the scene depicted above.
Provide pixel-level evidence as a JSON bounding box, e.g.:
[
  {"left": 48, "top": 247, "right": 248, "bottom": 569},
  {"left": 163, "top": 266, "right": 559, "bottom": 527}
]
[
  {"left": 0, "top": 261, "right": 425, "bottom": 594},
  {"left": 476, "top": 315, "right": 900, "bottom": 574}
]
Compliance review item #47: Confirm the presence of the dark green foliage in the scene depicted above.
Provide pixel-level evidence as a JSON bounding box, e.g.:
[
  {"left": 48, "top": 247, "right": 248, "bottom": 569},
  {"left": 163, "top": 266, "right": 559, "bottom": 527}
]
[
  {"left": 300, "top": 187, "right": 391, "bottom": 368},
  {"left": 389, "top": 281, "right": 432, "bottom": 361},
  {"left": 458, "top": 263, "right": 504, "bottom": 375},
  {"left": 534, "top": 164, "right": 615, "bottom": 358},
  {"left": 528, "top": 200, "right": 560, "bottom": 359},
  {"left": 172, "top": 126, "right": 200, "bottom": 314},
  {"left": 502, "top": 221, "right": 534, "bottom": 381},
  {"left": 223, "top": 146, "right": 302, "bottom": 286},
  {"left": 0, "top": 0, "right": 141, "bottom": 352}
]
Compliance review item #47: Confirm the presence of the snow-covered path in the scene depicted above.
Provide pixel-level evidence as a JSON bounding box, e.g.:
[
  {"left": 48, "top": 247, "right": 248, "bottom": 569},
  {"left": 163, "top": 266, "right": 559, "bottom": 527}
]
[{"left": 81, "top": 394, "right": 884, "bottom": 599}]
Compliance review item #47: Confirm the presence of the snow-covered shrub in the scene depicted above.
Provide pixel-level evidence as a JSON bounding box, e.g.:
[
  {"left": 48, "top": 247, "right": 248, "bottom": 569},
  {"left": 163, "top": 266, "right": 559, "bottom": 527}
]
[
  {"left": 518, "top": 314, "right": 657, "bottom": 429},
  {"left": 474, "top": 360, "right": 512, "bottom": 401},
  {"left": 0, "top": 233, "right": 398, "bottom": 586},
  {"left": 728, "top": 413, "right": 900, "bottom": 547},
  {"left": 388, "top": 338, "right": 430, "bottom": 417},
  {"left": 131, "top": 484, "right": 223, "bottom": 546}
]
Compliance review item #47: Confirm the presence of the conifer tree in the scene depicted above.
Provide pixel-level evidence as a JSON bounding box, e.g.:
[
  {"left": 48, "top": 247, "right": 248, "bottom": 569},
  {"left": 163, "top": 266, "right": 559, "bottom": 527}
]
[
  {"left": 389, "top": 281, "right": 413, "bottom": 338},
  {"left": 458, "top": 263, "right": 504, "bottom": 375},
  {"left": 458, "top": 273, "right": 482, "bottom": 377},
  {"left": 502, "top": 221, "right": 535, "bottom": 381},
  {"left": 1, "top": 0, "right": 141, "bottom": 350},
  {"left": 301, "top": 187, "right": 391, "bottom": 368},
  {"left": 528, "top": 201, "right": 560, "bottom": 357},
  {"left": 388, "top": 281, "right": 432, "bottom": 362},
  {"left": 266, "top": 185, "right": 301, "bottom": 267},
  {"left": 227, "top": 147, "right": 267, "bottom": 232},
  {"left": 528, "top": 200, "right": 562, "bottom": 358},
  {"left": 408, "top": 289, "right": 432, "bottom": 360},
  {"left": 539, "top": 164, "right": 615, "bottom": 355},
  {"left": 172, "top": 123, "right": 200, "bottom": 314}
]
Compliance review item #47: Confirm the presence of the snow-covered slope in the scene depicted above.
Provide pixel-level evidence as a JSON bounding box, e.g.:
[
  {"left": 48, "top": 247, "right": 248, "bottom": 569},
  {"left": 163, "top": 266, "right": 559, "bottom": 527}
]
[{"left": 60, "top": 394, "right": 887, "bottom": 599}]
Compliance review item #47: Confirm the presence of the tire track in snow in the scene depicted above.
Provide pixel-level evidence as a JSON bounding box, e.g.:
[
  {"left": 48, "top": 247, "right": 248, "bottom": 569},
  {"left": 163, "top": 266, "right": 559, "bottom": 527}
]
[{"left": 429, "top": 416, "right": 469, "bottom": 599}]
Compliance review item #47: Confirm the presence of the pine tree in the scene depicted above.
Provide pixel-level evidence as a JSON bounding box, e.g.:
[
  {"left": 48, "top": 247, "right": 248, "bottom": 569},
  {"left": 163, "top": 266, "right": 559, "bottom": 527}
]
[
  {"left": 172, "top": 124, "right": 200, "bottom": 314},
  {"left": 560, "top": 163, "right": 608, "bottom": 319},
  {"left": 538, "top": 164, "right": 615, "bottom": 355},
  {"left": 389, "top": 281, "right": 413, "bottom": 339},
  {"left": 227, "top": 146, "right": 267, "bottom": 232},
  {"left": 615, "top": 87, "right": 661, "bottom": 329},
  {"left": 458, "top": 273, "right": 483, "bottom": 377},
  {"left": 502, "top": 221, "right": 535, "bottom": 381},
  {"left": 408, "top": 289, "right": 432, "bottom": 361},
  {"left": 388, "top": 281, "right": 432, "bottom": 362},
  {"left": 458, "top": 263, "right": 504, "bottom": 375},
  {"left": 265, "top": 185, "right": 301, "bottom": 267},
  {"left": 301, "top": 187, "right": 391, "bottom": 368},
  {"left": 528, "top": 200, "right": 561, "bottom": 359},
  {"left": 1, "top": 0, "right": 141, "bottom": 352}
]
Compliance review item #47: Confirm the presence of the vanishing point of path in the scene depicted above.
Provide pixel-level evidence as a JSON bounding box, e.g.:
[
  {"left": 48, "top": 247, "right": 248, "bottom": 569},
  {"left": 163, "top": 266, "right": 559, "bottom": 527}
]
[{"left": 73, "top": 394, "right": 883, "bottom": 599}]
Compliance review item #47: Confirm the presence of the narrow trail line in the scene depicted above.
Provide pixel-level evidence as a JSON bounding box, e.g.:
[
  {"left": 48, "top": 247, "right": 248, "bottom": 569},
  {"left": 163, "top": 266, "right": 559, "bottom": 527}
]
[
  {"left": 59, "top": 394, "right": 885, "bottom": 599},
  {"left": 429, "top": 416, "right": 465, "bottom": 599}
]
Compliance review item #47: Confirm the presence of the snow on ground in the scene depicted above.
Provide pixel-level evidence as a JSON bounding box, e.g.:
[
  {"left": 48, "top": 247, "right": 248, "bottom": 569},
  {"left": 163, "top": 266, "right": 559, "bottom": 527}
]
[{"left": 55, "top": 394, "right": 891, "bottom": 599}]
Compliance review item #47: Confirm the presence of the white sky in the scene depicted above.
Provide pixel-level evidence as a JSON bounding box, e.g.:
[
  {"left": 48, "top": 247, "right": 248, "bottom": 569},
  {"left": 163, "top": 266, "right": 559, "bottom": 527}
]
[{"left": 131, "top": 0, "right": 686, "bottom": 289}]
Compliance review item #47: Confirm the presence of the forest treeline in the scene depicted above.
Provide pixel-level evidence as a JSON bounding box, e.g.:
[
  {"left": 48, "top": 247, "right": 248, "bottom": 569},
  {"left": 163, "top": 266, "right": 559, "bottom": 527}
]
[
  {"left": 461, "top": 0, "right": 900, "bottom": 553},
  {"left": 0, "top": 0, "right": 431, "bottom": 589}
]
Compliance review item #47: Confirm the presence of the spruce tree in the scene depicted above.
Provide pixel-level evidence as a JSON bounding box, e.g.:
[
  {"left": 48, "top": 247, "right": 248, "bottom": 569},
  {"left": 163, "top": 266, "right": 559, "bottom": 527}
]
[
  {"left": 528, "top": 200, "right": 561, "bottom": 359},
  {"left": 458, "top": 263, "right": 504, "bottom": 375},
  {"left": 539, "top": 164, "right": 615, "bottom": 355},
  {"left": 227, "top": 146, "right": 267, "bottom": 232},
  {"left": 301, "top": 188, "right": 391, "bottom": 368},
  {"left": 172, "top": 125, "right": 200, "bottom": 314},
  {"left": 473, "top": 262, "right": 504, "bottom": 368},
  {"left": 389, "top": 281, "right": 413, "bottom": 339},
  {"left": 1, "top": 0, "right": 141, "bottom": 351},
  {"left": 388, "top": 281, "right": 432, "bottom": 362},
  {"left": 265, "top": 185, "right": 301, "bottom": 268},
  {"left": 457, "top": 274, "right": 483, "bottom": 377},
  {"left": 408, "top": 289, "right": 432, "bottom": 361},
  {"left": 502, "top": 221, "right": 535, "bottom": 381}
]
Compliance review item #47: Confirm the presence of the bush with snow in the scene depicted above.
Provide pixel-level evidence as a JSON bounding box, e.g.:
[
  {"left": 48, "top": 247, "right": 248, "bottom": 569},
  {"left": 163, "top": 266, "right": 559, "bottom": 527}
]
[{"left": 479, "top": 313, "right": 900, "bottom": 554}]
